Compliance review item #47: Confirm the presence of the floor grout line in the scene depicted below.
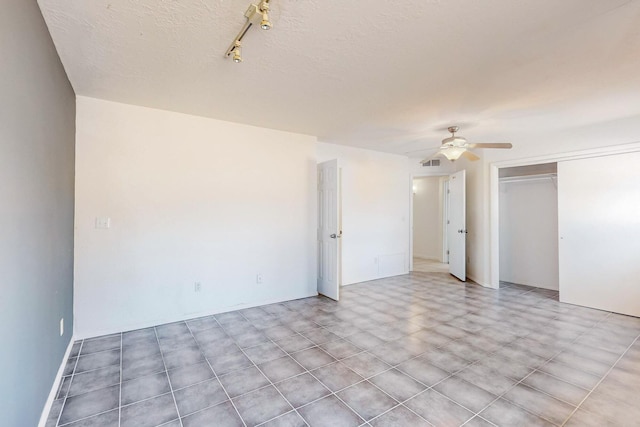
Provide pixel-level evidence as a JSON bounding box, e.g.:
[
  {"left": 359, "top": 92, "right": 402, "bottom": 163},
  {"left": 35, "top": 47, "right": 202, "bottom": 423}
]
[
  {"left": 56, "top": 408, "right": 120, "bottom": 427},
  {"left": 183, "top": 321, "right": 248, "bottom": 427},
  {"left": 55, "top": 340, "right": 83, "bottom": 427},
  {"left": 228, "top": 312, "right": 384, "bottom": 425},
  {"left": 559, "top": 333, "right": 640, "bottom": 426},
  {"left": 229, "top": 311, "right": 312, "bottom": 426},
  {"left": 153, "top": 326, "right": 185, "bottom": 427},
  {"left": 471, "top": 311, "right": 618, "bottom": 426},
  {"left": 356, "top": 291, "right": 617, "bottom": 426},
  {"left": 48, "top": 274, "right": 640, "bottom": 427}
]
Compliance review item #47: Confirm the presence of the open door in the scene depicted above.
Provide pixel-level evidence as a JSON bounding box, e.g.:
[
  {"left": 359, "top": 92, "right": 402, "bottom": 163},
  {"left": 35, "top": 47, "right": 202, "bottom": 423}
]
[
  {"left": 448, "top": 170, "right": 466, "bottom": 281},
  {"left": 317, "top": 159, "right": 340, "bottom": 300}
]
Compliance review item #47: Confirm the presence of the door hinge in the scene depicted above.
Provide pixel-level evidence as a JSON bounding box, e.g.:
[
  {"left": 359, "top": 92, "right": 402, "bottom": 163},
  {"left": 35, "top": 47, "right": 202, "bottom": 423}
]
[
  {"left": 447, "top": 220, "right": 450, "bottom": 224},
  {"left": 447, "top": 250, "right": 450, "bottom": 255}
]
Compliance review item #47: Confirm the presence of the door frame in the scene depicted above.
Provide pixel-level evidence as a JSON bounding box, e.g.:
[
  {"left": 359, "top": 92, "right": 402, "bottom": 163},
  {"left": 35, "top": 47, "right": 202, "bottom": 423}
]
[
  {"left": 409, "top": 173, "right": 450, "bottom": 272},
  {"left": 488, "top": 141, "right": 640, "bottom": 289}
]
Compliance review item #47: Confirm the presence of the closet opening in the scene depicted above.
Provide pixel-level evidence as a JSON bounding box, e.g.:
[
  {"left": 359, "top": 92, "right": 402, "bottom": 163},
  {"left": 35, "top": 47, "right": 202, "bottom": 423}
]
[{"left": 498, "top": 163, "right": 558, "bottom": 294}]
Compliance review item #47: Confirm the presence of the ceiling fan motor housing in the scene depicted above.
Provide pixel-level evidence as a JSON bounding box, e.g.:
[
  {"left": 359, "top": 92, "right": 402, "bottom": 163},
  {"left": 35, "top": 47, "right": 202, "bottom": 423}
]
[{"left": 442, "top": 136, "right": 467, "bottom": 147}]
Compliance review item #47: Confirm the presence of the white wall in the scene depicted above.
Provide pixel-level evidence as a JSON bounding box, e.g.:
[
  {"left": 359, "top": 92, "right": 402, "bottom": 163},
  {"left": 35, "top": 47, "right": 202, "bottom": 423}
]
[
  {"left": 75, "top": 97, "right": 318, "bottom": 338},
  {"left": 413, "top": 177, "right": 443, "bottom": 260},
  {"left": 317, "top": 142, "right": 411, "bottom": 285},
  {"left": 499, "top": 177, "right": 559, "bottom": 290},
  {"left": 558, "top": 152, "right": 640, "bottom": 317}
]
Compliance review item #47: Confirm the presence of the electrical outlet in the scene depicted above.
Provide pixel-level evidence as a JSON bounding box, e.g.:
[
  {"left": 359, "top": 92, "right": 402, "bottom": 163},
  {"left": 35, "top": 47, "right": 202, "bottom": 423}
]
[
  {"left": 60, "top": 318, "right": 64, "bottom": 336},
  {"left": 256, "top": 274, "right": 263, "bottom": 284},
  {"left": 194, "top": 282, "right": 202, "bottom": 292}
]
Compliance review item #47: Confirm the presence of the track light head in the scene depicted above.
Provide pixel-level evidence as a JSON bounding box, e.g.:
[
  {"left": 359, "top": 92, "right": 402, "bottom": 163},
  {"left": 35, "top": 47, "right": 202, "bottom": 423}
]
[
  {"left": 260, "top": 2, "right": 272, "bottom": 30},
  {"left": 261, "top": 16, "right": 272, "bottom": 30},
  {"left": 232, "top": 41, "right": 242, "bottom": 63}
]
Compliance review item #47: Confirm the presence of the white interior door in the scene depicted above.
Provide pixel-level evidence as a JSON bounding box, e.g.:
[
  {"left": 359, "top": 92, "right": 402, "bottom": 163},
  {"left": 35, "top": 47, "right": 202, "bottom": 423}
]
[
  {"left": 443, "top": 179, "right": 450, "bottom": 264},
  {"left": 448, "top": 170, "right": 466, "bottom": 281},
  {"left": 317, "top": 160, "right": 340, "bottom": 300}
]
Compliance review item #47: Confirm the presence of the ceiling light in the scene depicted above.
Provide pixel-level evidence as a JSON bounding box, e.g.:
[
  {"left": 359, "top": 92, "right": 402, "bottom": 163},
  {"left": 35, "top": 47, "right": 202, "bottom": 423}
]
[
  {"left": 225, "top": 0, "right": 273, "bottom": 62},
  {"left": 440, "top": 147, "right": 466, "bottom": 161},
  {"left": 232, "top": 41, "right": 242, "bottom": 63},
  {"left": 260, "top": 3, "right": 272, "bottom": 30},
  {"left": 260, "top": 15, "right": 272, "bottom": 30}
]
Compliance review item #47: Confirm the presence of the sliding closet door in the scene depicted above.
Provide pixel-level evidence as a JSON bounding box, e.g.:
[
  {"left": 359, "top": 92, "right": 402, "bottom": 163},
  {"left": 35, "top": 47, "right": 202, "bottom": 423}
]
[{"left": 558, "top": 151, "right": 640, "bottom": 317}]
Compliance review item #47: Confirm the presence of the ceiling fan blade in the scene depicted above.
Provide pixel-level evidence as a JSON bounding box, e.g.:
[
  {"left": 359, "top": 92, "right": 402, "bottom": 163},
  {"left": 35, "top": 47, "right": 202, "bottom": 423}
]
[
  {"left": 467, "top": 142, "right": 513, "bottom": 149},
  {"left": 461, "top": 150, "right": 480, "bottom": 161}
]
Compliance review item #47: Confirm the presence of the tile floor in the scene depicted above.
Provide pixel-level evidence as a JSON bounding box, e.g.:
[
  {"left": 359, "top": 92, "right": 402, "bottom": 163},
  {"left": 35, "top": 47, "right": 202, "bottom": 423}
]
[
  {"left": 412, "top": 258, "right": 449, "bottom": 274},
  {"left": 45, "top": 272, "right": 640, "bottom": 427}
]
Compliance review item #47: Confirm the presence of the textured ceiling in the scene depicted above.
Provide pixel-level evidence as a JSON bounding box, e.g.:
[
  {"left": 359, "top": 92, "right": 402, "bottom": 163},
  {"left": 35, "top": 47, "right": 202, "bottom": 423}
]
[{"left": 38, "top": 0, "right": 640, "bottom": 156}]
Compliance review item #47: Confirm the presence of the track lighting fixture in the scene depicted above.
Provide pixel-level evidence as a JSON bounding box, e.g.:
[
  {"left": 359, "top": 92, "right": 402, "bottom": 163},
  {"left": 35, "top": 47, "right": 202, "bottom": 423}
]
[
  {"left": 232, "top": 41, "right": 242, "bottom": 63},
  {"left": 225, "top": 0, "right": 273, "bottom": 63}
]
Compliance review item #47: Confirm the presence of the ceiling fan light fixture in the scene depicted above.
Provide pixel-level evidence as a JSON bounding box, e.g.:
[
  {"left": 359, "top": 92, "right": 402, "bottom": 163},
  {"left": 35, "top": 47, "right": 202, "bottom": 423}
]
[{"left": 441, "top": 146, "right": 466, "bottom": 161}]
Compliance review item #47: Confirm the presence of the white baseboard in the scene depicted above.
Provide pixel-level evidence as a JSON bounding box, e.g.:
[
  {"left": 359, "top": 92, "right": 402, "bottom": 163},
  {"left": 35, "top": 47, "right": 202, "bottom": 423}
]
[
  {"left": 38, "top": 335, "right": 76, "bottom": 427},
  {"left": 501, "top": 279, "right": 559, "bottom": 291}
]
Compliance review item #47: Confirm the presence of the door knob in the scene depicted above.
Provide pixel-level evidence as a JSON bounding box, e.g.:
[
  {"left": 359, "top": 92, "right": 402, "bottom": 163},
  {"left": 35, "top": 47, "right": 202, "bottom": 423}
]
[{"left": 330, "top": 234, "right": 337, "bottom": 238}]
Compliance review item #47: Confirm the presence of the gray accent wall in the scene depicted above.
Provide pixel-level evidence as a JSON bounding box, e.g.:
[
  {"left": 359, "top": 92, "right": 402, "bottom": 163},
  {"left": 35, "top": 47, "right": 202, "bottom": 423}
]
[{"left": 0, "top": 1, "right": 75, "bottom": 425}]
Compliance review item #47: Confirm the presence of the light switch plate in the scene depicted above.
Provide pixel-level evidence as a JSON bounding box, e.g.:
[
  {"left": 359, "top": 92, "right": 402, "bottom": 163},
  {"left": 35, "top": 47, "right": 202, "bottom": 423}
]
[{"left": 95, "top": 217, "right": 111, "bottom": 229}]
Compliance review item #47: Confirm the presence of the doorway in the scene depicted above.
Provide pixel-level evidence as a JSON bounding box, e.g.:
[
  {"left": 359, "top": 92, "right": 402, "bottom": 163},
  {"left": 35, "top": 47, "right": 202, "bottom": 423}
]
[
  {"left": 411, "top": 176, "right": 448, "bottom": 274},
  {"left": 498, "top": 163, "right": 559, "bottom": 290}
]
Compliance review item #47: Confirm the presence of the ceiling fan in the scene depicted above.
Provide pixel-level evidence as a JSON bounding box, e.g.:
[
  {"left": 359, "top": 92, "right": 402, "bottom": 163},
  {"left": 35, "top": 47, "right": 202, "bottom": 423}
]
[{"left": 420, "top": 126, "right": 512, "bottom": 163}]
